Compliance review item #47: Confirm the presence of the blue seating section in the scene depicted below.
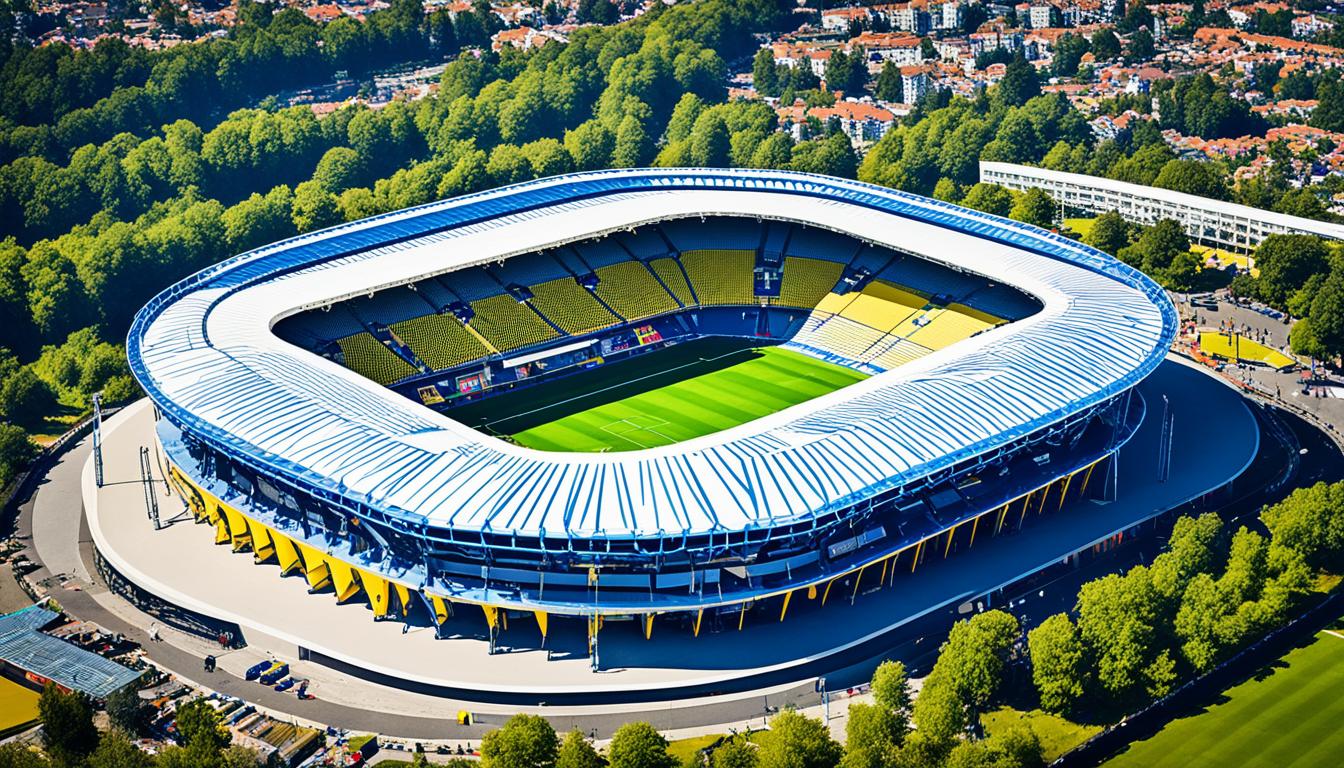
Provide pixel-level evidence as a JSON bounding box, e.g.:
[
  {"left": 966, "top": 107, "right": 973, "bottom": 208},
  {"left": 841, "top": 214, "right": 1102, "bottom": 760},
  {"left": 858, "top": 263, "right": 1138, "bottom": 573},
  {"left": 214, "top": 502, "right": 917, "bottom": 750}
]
[
  {"left": 850, "top": 247, "right": 894, "bottom": 273},
  {"left": 959, "top": 284, "right": 1042, "bottom": 321},
  {"left": 614, "top": 229, "right": 670, "bottom": 259},
  {"left": 551, "top": 247, "right": 590, "bottom": 276},
  {"left": 275, "top": 307, "right": 365, "bottom": 345},
  {"left": 787, "top": 226, "right": 859, "bottom": 264},
  {"left": 760, "top": 222, "right": 790, "bottom": 259},
  {"left": 489, "top": 252, "right": 570, "bottom": 287},
  {"left": 662, "top": 218, "right": 760, "bottom": 252},
  {"left": 440, "top": 268, "right": 504, "bottom": 302},
  {"left": 348, "top": 288, "right": 437, "bottom": 326},
  {"left": 417, "top": 279, "right": 458, "bottom": 311},
  {"left": 573, "top": 238, "right": 631, "bottom": 269},
  {"left": 881, "top": 258, "right": 982, "bottom": 299}
]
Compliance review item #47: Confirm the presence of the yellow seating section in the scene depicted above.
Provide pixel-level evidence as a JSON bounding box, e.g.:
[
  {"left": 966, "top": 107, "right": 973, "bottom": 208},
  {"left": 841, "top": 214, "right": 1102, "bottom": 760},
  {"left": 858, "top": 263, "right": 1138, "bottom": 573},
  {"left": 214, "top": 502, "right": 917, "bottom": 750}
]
[
  {"left": 593, "top": 261, "right": 680, "bottom": 320},
  {"left": 527, "top": 278, "right": 619, "bottom": 335},
  {"left": 777, "top": 257, "right": 845, "bottom": 309},
  {"left": 390, "top": 313, "right": 494, "bottom": 371},
  {"left": 336, "top": 332, "right": 418, "bottom": 385},
  {"left": 467, "top": 294, "right": 559, "bottom": 352},
  {"left": 680, "top": 250, "right": 757, "bottom": 305},
  {"left": 905, "top": 304, "right": 999, "bottom": 350},
  {"left": 838, "top": 282, "right": 928, "bottom": 332},
  {"left": 814, "top": 292, "right": 857, "bottom": 315},
  {"left": 649, "top": 258, "right": 696, "bottom": 306}
]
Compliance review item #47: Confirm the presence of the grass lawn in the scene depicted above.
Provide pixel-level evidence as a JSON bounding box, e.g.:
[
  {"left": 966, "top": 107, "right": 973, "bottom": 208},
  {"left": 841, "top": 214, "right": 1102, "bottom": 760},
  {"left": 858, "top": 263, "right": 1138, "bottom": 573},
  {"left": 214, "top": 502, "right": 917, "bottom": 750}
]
[
  {"left": 1197, "top": 331, "right": 1297, "bottom": 370},
  {"left": 667, "top": 733, "right": 724, "bottom": 763},
  {"left": 1103, "top": 625, "right": 1344, "bottom": 768},
  {"left": 981, "top": 707, "right": 1102, "bottom": 762},
  {"left": 0, "top": 677, "right": 40, "bottom": 738},
  {"left": 1064, "top": 217, "right": 1096, "bottom": 239},
  {"left": 492, "top": 340, "right": 866, "bottom": 452}
]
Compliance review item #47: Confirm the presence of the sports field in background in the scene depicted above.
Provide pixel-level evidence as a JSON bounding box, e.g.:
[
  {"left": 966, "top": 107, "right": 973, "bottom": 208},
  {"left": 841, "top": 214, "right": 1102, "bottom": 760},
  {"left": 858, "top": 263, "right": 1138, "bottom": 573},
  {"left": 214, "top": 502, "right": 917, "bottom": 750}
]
[
  {"left": 447, "top": 337, "right": 867, "bottom": 452},
  {"left": 1197, "top": 331, "right": 1297, "bottom": 370},
  {"left": 1103, "top": 619, "right": 1344, "bottom": 768}
]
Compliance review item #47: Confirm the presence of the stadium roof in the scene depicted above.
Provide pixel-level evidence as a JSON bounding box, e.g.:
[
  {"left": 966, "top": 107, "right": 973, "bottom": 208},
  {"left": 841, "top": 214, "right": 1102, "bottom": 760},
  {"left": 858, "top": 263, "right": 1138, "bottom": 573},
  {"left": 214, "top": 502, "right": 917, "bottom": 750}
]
[
  {"left": 129, "top": 169, "right": 1176, "bottom": 541},
  {"left": 0, "top": 606, "right": 141, "bottom": 699}
]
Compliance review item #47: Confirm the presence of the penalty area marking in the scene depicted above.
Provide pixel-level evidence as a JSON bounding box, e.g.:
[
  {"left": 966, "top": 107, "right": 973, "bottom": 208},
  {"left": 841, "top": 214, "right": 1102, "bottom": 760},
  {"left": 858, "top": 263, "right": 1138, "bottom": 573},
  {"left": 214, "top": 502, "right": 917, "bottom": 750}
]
[{"left": 601, "top": 416, "right": 676, "bottom": 449}]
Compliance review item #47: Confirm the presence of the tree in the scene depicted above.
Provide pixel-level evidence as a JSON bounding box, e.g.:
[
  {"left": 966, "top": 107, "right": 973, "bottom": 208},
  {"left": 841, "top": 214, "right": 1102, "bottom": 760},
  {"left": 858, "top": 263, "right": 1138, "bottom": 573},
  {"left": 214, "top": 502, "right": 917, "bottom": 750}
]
[
  {"left": 756, "top": 710, "right": 842, "bottom": 768},
  {"left": 1090, "top": 29, "right": 1122, "bottom": 60},
  {"left": 995, "top": 54, "right": 1040, "bottom": 109},
  {"left": 291, "top": 180, "right": 341, "bottom": 233},
  {"left": 1311, "top": 78, "right": 1344, "bottom": 133},
  {"left": 1252, "top": 234, "right": 1330, "bottom": 309},
  {"left": 612, "top": 113, "right": 650, "bottom": 168},
  {"left": 1010, "top": 187, "right": 1056, "bottom": 229},
  {"left": 564, "top": 121, "right": 616, "bottom": 172},
  {"left": 313, "top": 146, "right": 363, "bottom": 192},
  {"left": 88, "top": 730, "right": 153, "bottom": 768},
  {"left": 1118, "top": 219, "right": 1189, "bottom": 277},
  {"left": 1304, "top": 271, "right": 1344, "bottom": 361},
  {"left": 481, "top": 714, "right": 559, "bottom": 768},
  {"left": 1028, "top": 614, "right": 1086, "bottom": 714},
  {"left": 874, "top": 61, "right": 902, "bottom": 103},
  {"left": 1262, "top": 481, "right": 1344, "bottom": 571},
  {"left": 1153, "top": 159, "right": 1227, "bottom": 200},
  {"left": 712, "top": 737, "right": 758, "bottom": 768},
  {"left": 753, "top": 49, "right": 781, "bottom": 98},
  {"left": 1085, "top": 210, "right": 1131, "bottom": 256},
  {"left": 1273, "top": 189, "right": 1330, "bottom": 221},
  {"left": 870, "top": 660, "right": 911, "bottom": 718},
  {"left": 1075, "top": 567, "right": 1161, "bottom": 701},
  {"left": 173, "top": 697, "right": 229, "bottom": 752},
  {"left": 688, "top": 112, "right": 731, "bottom": 167},
  {"left": 556, "top": 730, "right": 602, "bottom": 768},
  {"left": 840, "top": 703, "right": 903, "bottom": 768},
  {"left": 0, "top": 743, "right": 52, "bottom": 768},
  {"left": 825, "top": 49, "right": 868, "bottom": 96},
  {"left": 0, "top": 422, "right": 36, "bottom": 487},
  {"left": 1053, "top": 34, "right": 1089, "bottom": 78},
  {"left": 0, "top": 366, "right": 56, "bottom": 428},
  {"left": 910, "top": 671, "right": 965, "bottom": 752},
  {"left": 960, "top": 183, "right": 1014, "bottom": 217},
  {"left": 105, "top": 685, "right": 150, "bottom": 736},
  {"left": 939, "top": 610, "right": 1020, "bottom": 709},
  {"left": 606, "top": 721, "right": 675, "bottom": 768},
  {"left": 38, "top": 684, "right": 98, "bottom": 765},
  {"left": 1127, "top": 28, "right": 1155, "bottom": 61}
]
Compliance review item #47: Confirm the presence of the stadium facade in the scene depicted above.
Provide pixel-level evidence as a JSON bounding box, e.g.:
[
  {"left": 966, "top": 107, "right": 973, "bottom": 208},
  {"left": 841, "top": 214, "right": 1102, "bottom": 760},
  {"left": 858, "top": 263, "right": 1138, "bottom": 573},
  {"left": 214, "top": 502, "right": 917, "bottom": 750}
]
[{"left": 128, "top": 169, "right": 1175, "bottom": 644}]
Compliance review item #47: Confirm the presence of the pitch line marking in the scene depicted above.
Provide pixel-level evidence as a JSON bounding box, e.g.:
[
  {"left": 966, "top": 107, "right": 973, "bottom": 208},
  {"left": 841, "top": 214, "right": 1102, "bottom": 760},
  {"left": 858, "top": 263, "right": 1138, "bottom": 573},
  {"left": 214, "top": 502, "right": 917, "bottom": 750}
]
[{"left": 1324, "top": 629, "right": 1344, "bottom": 640}]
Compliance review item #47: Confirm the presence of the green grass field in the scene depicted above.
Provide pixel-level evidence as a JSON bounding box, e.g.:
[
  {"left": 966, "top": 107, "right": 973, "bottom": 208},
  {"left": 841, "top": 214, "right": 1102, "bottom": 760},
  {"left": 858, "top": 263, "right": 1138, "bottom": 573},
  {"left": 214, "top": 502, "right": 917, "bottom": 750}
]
[
  {"left": 982, "top": 707, "right": 1102, "bottom": 762},
  {"left": 446, "top": 337, "right": 867, "bottom": 452},
  {"left": 510, "top": 344, "right": 866, "bottom": 452},
  {"left": 1103, "top": 622, "right": 1344, "bottom": 768}
]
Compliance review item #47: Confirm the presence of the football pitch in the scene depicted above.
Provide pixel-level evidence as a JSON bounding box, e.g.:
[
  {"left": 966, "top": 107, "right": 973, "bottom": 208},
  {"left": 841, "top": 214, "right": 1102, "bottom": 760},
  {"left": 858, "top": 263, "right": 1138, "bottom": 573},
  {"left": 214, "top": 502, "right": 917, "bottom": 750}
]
[
  {"left": 448, "top": 337, "right": 867, "bottom": 452},
  {"left": 1103, "top": 618, "right": 1344, "bottom": 768}
]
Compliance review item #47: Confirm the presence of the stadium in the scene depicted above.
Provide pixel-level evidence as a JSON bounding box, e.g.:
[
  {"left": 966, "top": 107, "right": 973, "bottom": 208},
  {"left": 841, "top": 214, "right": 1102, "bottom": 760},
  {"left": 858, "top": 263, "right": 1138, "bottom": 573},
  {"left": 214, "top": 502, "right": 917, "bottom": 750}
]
[{"left": 112, "top": 168, "right": 1185, "bottom": 686}]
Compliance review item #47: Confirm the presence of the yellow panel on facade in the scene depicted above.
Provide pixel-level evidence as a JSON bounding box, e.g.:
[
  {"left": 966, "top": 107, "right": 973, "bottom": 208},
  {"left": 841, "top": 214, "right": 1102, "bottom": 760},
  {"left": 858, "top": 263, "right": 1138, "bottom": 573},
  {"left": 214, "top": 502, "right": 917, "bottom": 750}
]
[
  {"left": 356, "top": 569, "right": 390, "bottom": 616},
  {"left": 327, "top": 557, "right": 361, "bottom": 602},
  {"left": 295, "top": 542, "right": 332, "bottom": 590},
  {"left": 535, "top": 611, "right": 548, "bottom": 639},
  {"left": 246, "top": 518, "right": 274, "bottom": 562},
  {"left": 213, "top": 516, "right": 231, "bottom": 545},
  {"left": 430, "top": 596, "right": 450, "bottom": 626},
  {"left": 482, "top": 604, "right": 499, "bottom": 631},
  {"left": 393, "top": 583, "right": 411, "bottom": 617},
  {"left": 221, "top": 506, "right": 251, "bottom": 551},
  {"left": 272, "top": 530, "right": 301, "bottom": 575}
]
